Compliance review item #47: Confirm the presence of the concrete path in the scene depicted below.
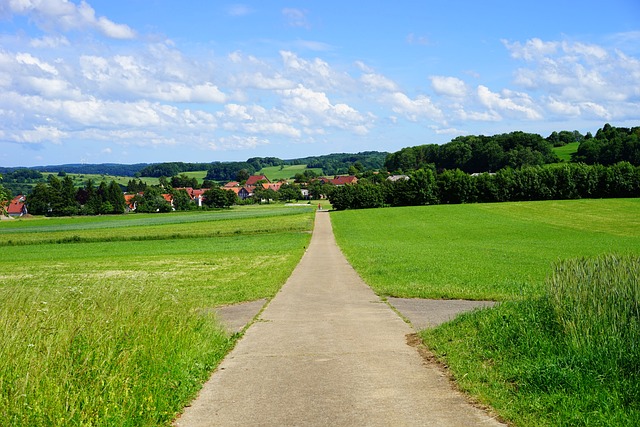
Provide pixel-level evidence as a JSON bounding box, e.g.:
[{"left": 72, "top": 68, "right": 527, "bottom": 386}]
[{"left": 175, "top": 211, "right": 505, "bottom": 427}]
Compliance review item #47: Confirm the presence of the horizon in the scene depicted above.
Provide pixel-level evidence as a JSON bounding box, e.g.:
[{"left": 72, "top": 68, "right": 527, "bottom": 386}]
[{"left": 1, "top": 1, "right": 639, "bottom": 168}]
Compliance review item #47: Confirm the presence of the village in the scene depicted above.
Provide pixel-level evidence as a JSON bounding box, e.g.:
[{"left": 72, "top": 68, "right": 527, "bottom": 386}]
[{"left": 2, "top": 174, "right": 361, "bottom": 217}]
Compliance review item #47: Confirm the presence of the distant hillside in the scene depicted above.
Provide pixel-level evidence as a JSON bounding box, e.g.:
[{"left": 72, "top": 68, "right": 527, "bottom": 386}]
[{"left": 0, "top": 163, "right": 149, "bottom": 177}]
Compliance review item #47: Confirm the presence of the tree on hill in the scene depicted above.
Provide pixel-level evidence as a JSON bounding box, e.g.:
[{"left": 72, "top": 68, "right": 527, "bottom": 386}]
[
  {"left": 573, "top": 124, "right": 640, "bottom": 166},
  {"left": 384, "top": 131, "right": 559, "bottom": 174}
]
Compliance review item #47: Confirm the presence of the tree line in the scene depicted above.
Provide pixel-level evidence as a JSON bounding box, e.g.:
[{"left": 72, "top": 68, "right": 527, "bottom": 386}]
[
  {"left": 27, "top": 175, "right": 126, "bottom": 216},
  {"left": 384, "top": 124, "right": 639, "bottom": 175},
  {"left": 329, "top": 162, "right": 640, "bottom": 210}
]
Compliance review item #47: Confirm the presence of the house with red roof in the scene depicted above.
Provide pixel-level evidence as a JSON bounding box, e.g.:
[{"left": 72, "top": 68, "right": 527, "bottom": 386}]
[
  {"left": 7, "top": 195, "right": 27, "bottom": 217},
  {"left": 245, "top": 175, "right": 270, "bottom": 186},
  {"left": 261, "top": 182, "right": 282, "bottom": 192},
  {"left": 330, "top": 176, "right": 358, "bottom": 186},
  {"left": 315, "top": 176, "right": 358, "bottom": 186}
]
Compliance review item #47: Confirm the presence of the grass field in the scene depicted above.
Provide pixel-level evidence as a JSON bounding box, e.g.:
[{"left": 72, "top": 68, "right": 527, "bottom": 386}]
[
  {"left": 331, "top": 199, "right": 640, "bottom": 426},
  {"left": 552, "top": 141, "right": 580, "bottom": 162},
  {"left": 0, "top": 206, "right": 314, "bottom": 425},
  {"left": 259, "top": 164, "right": 323, "bottom": 181},
  {"left": 44, "top": 173, "right": 161, "bottom": 188},
  {"left": 330, "top": 199, "right": 640, "bottom": 300}
]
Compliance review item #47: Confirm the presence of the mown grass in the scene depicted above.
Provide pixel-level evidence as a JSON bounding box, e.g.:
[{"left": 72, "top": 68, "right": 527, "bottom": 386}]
[
  {"left": 259, "top": 164, "right": 323, "bottom": 181},
  {"left": 552, "top": 142, "right": 580, "bottom": 162},
  {"left": 422, "top": 254, "right": 640, "bottom": 426},
  {"left": 0, "top": 207, "right": 314, "bottom": 426},
  {"left": 330, "top": 199, "right": 640, "bottom": 300},
  {"left": 45, "top": 173, "right": 162, "bottom": 188},
  {"left": 0, "top": 205, "right": 314, "bottom": 246},
  {"left": 331, "top": 199, "right": 639, "bottom": 425}
]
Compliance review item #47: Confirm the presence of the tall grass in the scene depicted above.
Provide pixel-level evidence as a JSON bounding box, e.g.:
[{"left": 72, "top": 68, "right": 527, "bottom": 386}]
[
  {"left": 422, "top": 254, "right": 640, "bottom": 426},
  {"left": 548, "top": 255, "right": 640, "bottom": 384},
  {"left": 0, "top": 284, "right": 231, "bottom": 426}
]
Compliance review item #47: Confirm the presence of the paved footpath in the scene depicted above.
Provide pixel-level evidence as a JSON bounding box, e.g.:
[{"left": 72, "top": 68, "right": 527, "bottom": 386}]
[{"left": 175, "top": 211, "right": 505, "bottom": 427}]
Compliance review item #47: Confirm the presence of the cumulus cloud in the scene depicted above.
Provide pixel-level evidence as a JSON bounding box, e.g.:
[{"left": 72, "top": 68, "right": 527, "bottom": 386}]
[
  {"left": 477, "top": 85, "right": 542, "bottom": 120},
  {"left": 4, "top": 0, "right": 136, "bottom": 39},
  {"left": 384, "top": 92, "right": 443, "bottom": 122},
  {"left": 279, "top": 84, "right": 370, "bottom": 134},
  {"left": 505, "top": 37, "right": 640, "bottom": 112},
  {"left": 361, "top": 73, "right": 398, "bottom": 92},
  {"left": 430, "top": 76, "right": 467, "bottom": 97},
  {"left": 280, "top": 50, "right": 352, "bottom": 90}
]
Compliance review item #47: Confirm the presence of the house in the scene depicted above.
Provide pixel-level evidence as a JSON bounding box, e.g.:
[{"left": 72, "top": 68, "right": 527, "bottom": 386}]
[
  {"left": 7, "top": 195, "right": 27, "bottom": 217},
  {"left": 223, "top": 181, "right": 239, "bottom": 188},
  {"left": 124, "top": 194, "right": 138, "bottom": 212},
  {"left": 175, "top": 187, "right": 207, "bottom": 207},
  {"left": 245, "top": 175, "right": 270, "bottom": 186},
  {"left": 331, "top": 175, "right": 358, "bottom": 186},
  {"left": 228, "top": 186, "right": 252, "bottom": 200},
  {"left": 316, "top": 176, "right": 358, "bottom": 186},
  {"left": 261, "top": 182, "right": 282, "bottom": 192},
  {"left": 387, "top": 175, "right": 409, "bottom": 182}
]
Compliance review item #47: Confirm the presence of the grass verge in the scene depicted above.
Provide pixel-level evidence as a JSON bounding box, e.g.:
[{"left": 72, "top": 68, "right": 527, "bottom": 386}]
[{"left": 421, "top": 254, "right": 640, "bottom": 426}]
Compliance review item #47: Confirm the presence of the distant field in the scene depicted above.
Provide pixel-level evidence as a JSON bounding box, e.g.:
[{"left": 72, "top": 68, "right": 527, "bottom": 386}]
[
  {"left": 0, "top": 206, "right": 314, "bottom": 425},
  {"left": 330, "top": 198, "right": 640, "bottom": 300},
  {"left": 259, "top": 164, "right": 323, "bottom": 181},
  {"left": 552, "top": 141, "right": 580, "bottom": 162},
  {"left": 44, "top": 172, "right": 161, "bottom": 187},
  {"left": 180, "top": 170, "right": 209, "bottom": 181}
]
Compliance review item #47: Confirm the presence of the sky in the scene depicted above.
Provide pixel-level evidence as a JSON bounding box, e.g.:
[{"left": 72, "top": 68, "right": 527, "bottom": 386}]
[{"left": 0, "top": 1, "right": 639, "bottom": 167}]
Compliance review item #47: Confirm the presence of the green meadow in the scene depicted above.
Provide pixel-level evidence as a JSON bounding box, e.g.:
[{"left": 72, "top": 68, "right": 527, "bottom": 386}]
[
  {"left": 0, "top": 206, "right": 314, "bottom": 426},
  {"left": 331, "top": 198, "right": 640, "bottom": 426},
  {"left": 552, "top": 141, "right": 580, "bottom": 162},
  {"left": 259, "top": 164, "right": 323, "bottom": 181},
  {"left": 331, "top": 199, "right": 640, "bottom": 300}
]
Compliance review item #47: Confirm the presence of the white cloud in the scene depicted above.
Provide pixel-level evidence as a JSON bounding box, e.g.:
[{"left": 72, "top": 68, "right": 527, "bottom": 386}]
[
  {"left": 361, "top": 73, "right": 398, "bottom": 92},
  {"left": 29, "top": 35, "right": 70, "bottom": 48},
  {"left": 5, "top": 0, "right": 136, "bottom": 39},
  {"left": 279, "top": 85, "right": 370, "bottom": 134},
  {"left": 384, "top": 92, "right": 443, "bottom": 122},
  {"left": 14, "top": 125, "right": 66, "bottom": 144},
  {"left": 477, "top": 85, "right": 542, "bottom": 120},
  {"left": 79, "top": 52, "right": 227, "bottom": 103},
  {"left": 282, "top": 8, "right": 309, "bottom": 28},
  {"left": 504, "top": 38, "right": 640, "bottom": 121},
  {"left": 503, "top": 38, "right": 558, "bottom": 61},
  {"left": 430, "top": 76, "right": 467, "bottom": 97},
  {"left": 213, "top": 135, "right": 269, "bottom": 151},
  {"left": 231, "top": 72, "right": 294, "bottom": 90},
  {"left": 16, "top": 52, "right": 58, "bottom": 75},
  {"left": 280, "top": 51, "right": 351, "bottom": 91}
]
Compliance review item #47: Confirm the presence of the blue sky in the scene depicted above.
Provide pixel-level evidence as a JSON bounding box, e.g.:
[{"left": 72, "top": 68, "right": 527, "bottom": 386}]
[{"left": 0, "top": 1, "right": 639, "bottom": 167}]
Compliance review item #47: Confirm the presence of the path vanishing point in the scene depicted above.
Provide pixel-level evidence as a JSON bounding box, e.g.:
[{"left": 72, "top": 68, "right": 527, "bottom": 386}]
[{"left": 175, "top": 211, "right": 506, "bottom": 427}]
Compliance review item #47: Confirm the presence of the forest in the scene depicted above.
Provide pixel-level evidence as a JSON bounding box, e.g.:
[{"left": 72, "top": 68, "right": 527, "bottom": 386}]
[{"left": 331, "top": 124, "right": 640, "bottom": 210}]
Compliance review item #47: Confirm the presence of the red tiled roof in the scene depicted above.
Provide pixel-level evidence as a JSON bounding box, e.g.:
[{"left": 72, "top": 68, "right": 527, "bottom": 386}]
[
  {"left": 7, "top": 195, "right": 26, "bottom": 215},
  {"left": 261, "top": 182, "right": 282, "bottom": 191},
  {"left": 246, "top": 175, "right": 270, "bottom": 185}
]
